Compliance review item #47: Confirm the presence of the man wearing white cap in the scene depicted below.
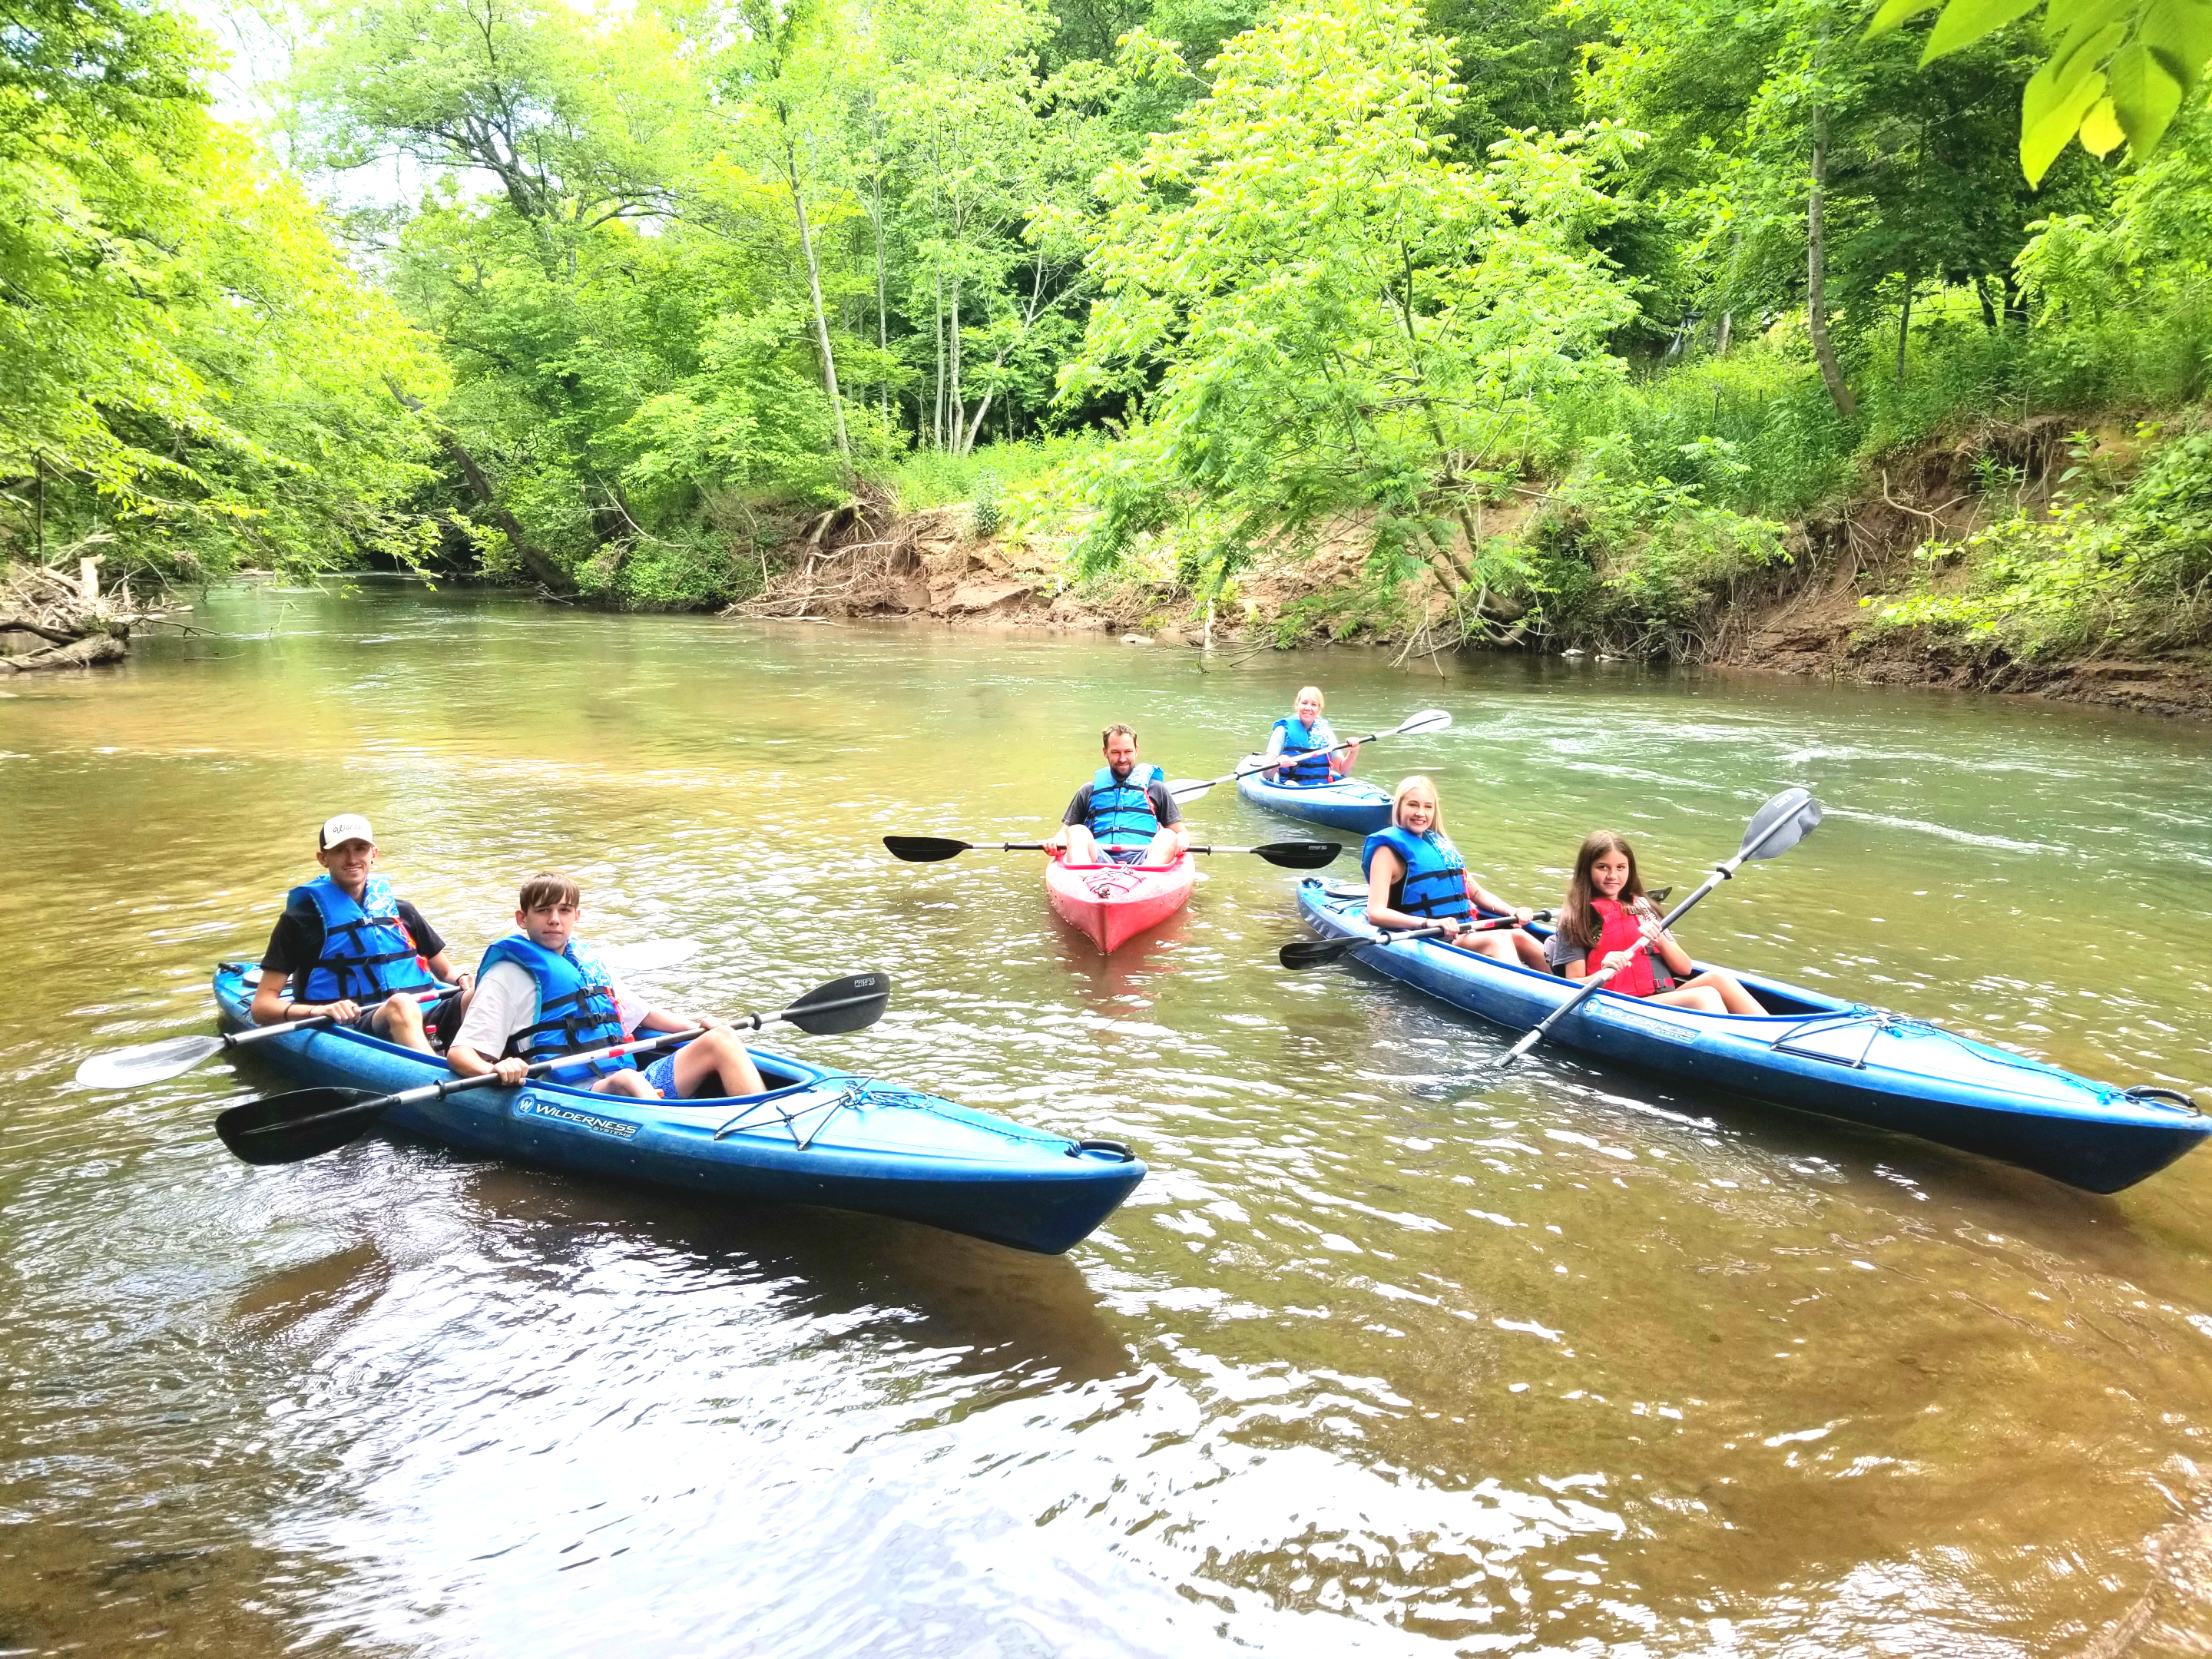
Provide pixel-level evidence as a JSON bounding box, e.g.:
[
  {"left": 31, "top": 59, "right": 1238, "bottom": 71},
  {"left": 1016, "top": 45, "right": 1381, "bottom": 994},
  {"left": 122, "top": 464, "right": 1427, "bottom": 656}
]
[{"left": 248, "top": 814, "right": 469, "bottom": 1052}]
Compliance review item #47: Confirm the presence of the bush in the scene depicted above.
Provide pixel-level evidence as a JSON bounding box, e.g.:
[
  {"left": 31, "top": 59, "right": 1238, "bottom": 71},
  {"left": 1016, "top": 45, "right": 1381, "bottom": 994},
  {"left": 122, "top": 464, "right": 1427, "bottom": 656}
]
[{"left": 1870, "top": 422, "right": 2212, "bottom": 659}]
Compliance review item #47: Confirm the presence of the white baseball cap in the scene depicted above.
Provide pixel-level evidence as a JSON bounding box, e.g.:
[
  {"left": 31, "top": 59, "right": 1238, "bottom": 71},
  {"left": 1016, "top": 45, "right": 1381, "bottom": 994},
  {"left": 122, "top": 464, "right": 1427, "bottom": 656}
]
[{"left": 319, "top": 813, "right": 376, "bottom": 849}]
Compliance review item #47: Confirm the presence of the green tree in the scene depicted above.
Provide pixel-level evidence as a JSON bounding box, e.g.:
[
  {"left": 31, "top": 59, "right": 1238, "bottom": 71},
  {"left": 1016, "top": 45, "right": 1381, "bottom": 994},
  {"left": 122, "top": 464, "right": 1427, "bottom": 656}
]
[
  {"left": 1584, "top": 0, "right": 2097, "bottom": 414},
  {"left": 2, "top": 0, "right": 442, "bottom": 580},
  {"left": 1059, "top": 0, "right": 1637, "bottom": 614}
]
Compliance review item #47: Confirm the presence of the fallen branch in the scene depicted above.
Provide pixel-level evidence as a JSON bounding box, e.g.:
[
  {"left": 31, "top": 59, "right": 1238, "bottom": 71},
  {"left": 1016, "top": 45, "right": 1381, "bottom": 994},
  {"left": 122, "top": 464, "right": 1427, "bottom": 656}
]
[{"left": 1, "top": 632, "right": 126, "bottom": 673}]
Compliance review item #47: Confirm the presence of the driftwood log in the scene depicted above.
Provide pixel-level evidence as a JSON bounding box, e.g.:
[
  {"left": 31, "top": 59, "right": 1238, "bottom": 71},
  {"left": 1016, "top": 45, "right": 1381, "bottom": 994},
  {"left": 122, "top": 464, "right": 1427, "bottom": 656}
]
[{"left": 0, "top": 550, "right": 135, "bottom": 673}]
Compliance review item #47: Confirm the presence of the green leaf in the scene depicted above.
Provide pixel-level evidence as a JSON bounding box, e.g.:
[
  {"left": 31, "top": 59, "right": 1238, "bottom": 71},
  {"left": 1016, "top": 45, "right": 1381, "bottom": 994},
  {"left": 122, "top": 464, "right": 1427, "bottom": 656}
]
[
  {"left": 2137, "top": 0, "right": 2212, "bottom": 90},
  {"left": 1922, "top": 0, "right": 2046, "bottom": 61},
  {"left": 2024, "top": 17, "right": 2125, "bottom": 130},
  {"left": 2022, "top": 61, "right": 2108, "bottom": 181},
  {"left": 2045, "top": 5, "right": 2130, "bottom": 83},
  {"left": 1865, "top": 0, "right": 1944, "bottom": 38},
  {"left": 2041, "top": 0, "right": 2104, "bottom": 33},
  {"left": 2105, "top": 38, "right": 2187, "bottom": 151},
  {"left": 2078, "top": 92, "right": 2127, "bottom": 151}
]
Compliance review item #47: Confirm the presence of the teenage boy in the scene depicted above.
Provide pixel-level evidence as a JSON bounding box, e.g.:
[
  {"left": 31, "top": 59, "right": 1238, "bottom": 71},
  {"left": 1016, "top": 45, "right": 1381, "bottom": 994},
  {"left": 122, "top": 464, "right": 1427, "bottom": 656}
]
[
  {"left": 250, "top": 813, "right": 468, "bottom": 1052},
  {"left": 446, "top": 872, "right": 767, "bottom": 1100},
  {"left": 1045, "top": 723, "right": 1188, "bottom": 866}
]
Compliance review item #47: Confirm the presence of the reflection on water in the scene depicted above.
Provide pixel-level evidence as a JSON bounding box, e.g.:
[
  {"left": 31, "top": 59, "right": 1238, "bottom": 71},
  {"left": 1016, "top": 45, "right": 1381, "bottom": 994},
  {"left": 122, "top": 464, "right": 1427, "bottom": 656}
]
[{"left": 2, "top": 579, "right": 2210, "bottom": 1654}]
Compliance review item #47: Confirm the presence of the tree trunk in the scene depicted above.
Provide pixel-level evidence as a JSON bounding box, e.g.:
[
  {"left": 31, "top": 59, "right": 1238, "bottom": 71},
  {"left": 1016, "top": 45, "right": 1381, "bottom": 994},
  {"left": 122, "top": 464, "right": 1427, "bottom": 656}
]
[
  {"left": 871, "top": 174, "right": 889, "bottom": 427},
  {"left": 783, "top": 137, "right": 849, "bottom": 464},
  {"left": 1895, "top": 275, "right": 1913, "bottom": 384},
  {"left": 1715, "top": 310, "right": 1734, "bottom": 356},
  {"left": 1807, "top": 108, "right": 1857, "bottom": 420},
  {"left": 932, "top": 275, "right": 945, "bottom": 452},
  {"left": 383, "top": 378, "right": 569, "bottom": 591},
  {"left": 949, "top": 275, "right": 966, "bottom": 455}
]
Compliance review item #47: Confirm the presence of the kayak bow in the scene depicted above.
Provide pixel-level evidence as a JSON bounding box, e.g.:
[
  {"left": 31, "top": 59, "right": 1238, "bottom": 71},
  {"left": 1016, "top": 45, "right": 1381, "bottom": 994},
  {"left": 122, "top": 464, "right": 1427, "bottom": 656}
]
[{"left": 1045, "top": 853, "right": 1197, "bottom": 954}]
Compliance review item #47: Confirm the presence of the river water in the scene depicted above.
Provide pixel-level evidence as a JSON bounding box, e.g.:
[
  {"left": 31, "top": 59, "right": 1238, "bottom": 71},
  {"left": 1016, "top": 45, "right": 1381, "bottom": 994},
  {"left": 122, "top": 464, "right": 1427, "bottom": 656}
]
[{"left": 4, "top": 579, "right": 2210, "bottom": 1656}]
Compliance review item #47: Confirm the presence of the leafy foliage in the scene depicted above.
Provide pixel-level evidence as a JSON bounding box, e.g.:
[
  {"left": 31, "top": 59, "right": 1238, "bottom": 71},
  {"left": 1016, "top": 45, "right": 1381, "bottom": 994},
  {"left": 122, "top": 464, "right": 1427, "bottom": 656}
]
[
  {"left": 0, "top": 0, "right": 441, "bottom": 581},
  {"left": 1867, "top": 0, "right": 2212, "bottom": 183},
  {"left": 1058, "top": 0, "right": 1637, "bottom": 607},
  {"left": 1873, "top": 422, "right": 2212, "bottom": 655}
]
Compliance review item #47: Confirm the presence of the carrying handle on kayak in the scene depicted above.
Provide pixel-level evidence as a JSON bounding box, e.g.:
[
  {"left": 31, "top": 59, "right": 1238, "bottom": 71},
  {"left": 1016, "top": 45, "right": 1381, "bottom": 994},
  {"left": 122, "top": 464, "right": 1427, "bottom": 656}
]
[
  {"left": 2121, "top": 1084, "right": 2202, "bottom": 1115},
  {"left": 1068, "top": 1138, "right": 1137, "bottom": 1161}
]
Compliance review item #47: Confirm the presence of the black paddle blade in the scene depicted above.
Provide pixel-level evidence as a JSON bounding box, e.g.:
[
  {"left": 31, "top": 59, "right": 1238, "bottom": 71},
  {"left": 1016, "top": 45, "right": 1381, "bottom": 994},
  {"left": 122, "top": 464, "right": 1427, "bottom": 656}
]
[
  {"left": 216, "top": 1088, "right": 387, "bottom": 1166},
  {"left": 1255, "top": 840, "right": 1345, "bottom": 870},
  {"left": 1280, "top": 935, "right": 1365, "bottom": 969},
  {"left": 883, "top": 836, "right": 972, "bottom": 863},
  {"left": 778, "top": 972, "right": 891, "bottom": 1036},
  {"left": 1739, "top": 789, "right": 1823, "bottom": 862}
]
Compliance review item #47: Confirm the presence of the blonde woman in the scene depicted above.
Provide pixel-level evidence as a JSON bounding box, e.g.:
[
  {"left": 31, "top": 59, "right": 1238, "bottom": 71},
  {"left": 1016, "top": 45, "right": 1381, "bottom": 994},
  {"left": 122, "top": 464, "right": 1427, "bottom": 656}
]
[
  {"left": 1261, "top": 686, "right": 1359, "bottom": 785},
  {"left": 1360, "top": 777, "right": 1545, "bottom": 969}
]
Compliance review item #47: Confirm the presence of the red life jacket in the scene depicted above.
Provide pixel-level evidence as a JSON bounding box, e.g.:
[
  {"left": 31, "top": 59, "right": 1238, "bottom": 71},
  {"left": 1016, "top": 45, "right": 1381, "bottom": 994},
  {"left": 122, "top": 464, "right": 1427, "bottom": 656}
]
[{"left": 1585, "top": 896, "right": 1675, "bottom": 998}]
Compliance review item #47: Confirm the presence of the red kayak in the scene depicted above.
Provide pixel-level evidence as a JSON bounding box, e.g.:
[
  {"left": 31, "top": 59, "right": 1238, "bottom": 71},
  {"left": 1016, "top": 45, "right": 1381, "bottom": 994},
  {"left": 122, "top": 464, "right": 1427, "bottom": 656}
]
[{"left": 1045, "top": 853, "right": 1197, "bottom": 953}]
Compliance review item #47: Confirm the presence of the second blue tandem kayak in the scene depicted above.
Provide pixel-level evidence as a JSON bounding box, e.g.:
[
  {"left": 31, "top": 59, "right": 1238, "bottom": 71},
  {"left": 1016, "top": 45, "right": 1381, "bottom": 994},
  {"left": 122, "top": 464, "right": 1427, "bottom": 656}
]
[
  {"left": 212, "top": 965, "right": 1144, "bottom": 1253},
  {"left": 1236, "top": 755, "right": 1395, "bottom": 834},
  {"left": 1294, "top": 880, "right": 2208, "bottom": 1194}
]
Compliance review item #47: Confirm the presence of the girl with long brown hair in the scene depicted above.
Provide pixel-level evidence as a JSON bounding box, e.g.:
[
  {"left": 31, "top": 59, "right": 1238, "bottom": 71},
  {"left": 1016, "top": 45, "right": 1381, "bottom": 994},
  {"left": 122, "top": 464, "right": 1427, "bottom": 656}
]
[{"left": 1546, "top": 831, "right": 1763, "bottom": 1014}]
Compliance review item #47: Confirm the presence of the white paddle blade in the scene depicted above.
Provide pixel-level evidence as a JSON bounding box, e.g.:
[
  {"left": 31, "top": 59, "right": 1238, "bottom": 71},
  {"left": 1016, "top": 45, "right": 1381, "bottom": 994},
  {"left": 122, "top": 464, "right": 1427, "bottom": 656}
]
[
  {"left": 1738, "top": 788, "right": 1823, "bottom": 863},
  {"left": 1165, "top": 778, "right": 1214, "bottom": 800},
  {"left": 1396, "top": 708, "right": 1453, "bottom": 736},
  {"left": 75, "top": 1033, "right": 227, "bottom": 1089}
]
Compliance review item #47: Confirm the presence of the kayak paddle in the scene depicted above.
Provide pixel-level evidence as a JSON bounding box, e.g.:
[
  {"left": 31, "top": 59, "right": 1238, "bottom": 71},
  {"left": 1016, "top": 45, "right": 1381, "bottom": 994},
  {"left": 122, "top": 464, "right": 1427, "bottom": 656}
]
[
  {"left": 213, "top": 972, "right": 892, "bottom": 1167},
  {"left": 1280, "top": 910, "right": 1555, "bottom": 970},
  {"left": 1495, "top": 789, "right": 1822, "bottom": 1068},
  {"left": 1167, "top": 708, "right": 1452, "bottom": 801},
  {"left": 76, "top": 986, "right": 449, "bottom": 1089},
  {"left": 883, "top": 836, "right": 1341, "bottom": 870}
]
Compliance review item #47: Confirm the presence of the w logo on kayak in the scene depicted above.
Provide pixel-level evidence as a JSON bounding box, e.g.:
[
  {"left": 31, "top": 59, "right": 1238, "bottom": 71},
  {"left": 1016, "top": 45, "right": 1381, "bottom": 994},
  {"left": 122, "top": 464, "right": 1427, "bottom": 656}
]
[{"left": 518, "top": 1094, "right": 641, "bottom": 1140}]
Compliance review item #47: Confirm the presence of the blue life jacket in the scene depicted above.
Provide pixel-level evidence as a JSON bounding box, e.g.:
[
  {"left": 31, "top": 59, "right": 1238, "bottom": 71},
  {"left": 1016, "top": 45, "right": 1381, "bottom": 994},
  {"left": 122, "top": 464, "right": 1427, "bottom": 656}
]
[
  {"left": 1360, "top": 825, "right": 1472, "bottom": 921},
  {"left": 1271, "top": 716, "right": 1334, "bottom": 786},
  {"left": 291, "top": 875, "right": 437, "bottom": 1004},
  {"left": 1087, "top": 764, "right": 1163, "bottom": 850},
  {"left": 475, "top": 934, "right": 635, "bottom": 1080}
]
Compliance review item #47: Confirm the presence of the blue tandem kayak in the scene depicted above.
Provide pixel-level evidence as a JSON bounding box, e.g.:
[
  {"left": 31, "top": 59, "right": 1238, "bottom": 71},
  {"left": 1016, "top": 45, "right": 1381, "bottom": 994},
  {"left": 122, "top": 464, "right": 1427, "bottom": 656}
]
[
  {"left": 211, "top": 965, "right": 1144, "bottom": 1253},
  {"left": 1293, "top": 880, "right": 2208, "bottom": 1194},
  {"left": 1235, "top": 754, "right": 1395, "bottom": 833}
]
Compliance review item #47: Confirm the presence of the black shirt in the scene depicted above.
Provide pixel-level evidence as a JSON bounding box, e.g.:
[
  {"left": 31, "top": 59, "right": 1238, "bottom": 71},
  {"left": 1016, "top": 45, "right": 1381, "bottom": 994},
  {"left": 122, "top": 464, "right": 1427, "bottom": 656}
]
[
  {"left": 1062, "top": 773, "right": 1184, "bottom": 828},
  {"left": 260, "top": 895, "right": 446, "bottom": 988}
]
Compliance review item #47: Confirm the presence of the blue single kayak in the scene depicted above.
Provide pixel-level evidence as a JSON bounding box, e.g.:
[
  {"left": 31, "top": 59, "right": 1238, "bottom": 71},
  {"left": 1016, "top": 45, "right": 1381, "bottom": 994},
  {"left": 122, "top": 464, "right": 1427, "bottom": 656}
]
[
  {"left": 211, "top": 965, "right": 1144, "bottom": 1253},
  {"left": 1235, "top": 754, "right": 1395, "bottom": 834},
  {"left": 1294, "top": 880, "right": 2208, "bottom": 1194}
]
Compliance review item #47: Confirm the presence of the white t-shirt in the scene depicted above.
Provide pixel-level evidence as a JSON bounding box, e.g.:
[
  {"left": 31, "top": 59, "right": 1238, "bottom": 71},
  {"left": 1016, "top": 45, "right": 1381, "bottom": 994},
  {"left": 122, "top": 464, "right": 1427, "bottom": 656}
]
[{"left": 454, "top": 960, "right": 651, "bottom": 1059}]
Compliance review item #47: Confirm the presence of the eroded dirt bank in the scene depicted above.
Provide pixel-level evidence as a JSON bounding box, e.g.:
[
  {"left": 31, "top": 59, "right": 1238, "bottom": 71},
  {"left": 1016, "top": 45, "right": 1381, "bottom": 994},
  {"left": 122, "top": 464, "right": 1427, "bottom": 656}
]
[{"left": 729, "top": 439, "right": 2212, "bottom": 719}]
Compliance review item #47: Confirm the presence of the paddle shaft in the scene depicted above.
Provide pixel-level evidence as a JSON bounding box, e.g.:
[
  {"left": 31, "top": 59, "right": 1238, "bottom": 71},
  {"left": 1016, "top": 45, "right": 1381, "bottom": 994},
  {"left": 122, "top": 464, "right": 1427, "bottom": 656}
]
[
  {"left": 1501, "top": 823, "right": 1796, "bottom": 1065},
  {"left": 1167, "top": 710, "right": 1448, "bottom": 800},
  {"left": 895, "top": 837, "right": 1328, "bottom": 862},
  {"left": 237, "top": 985, "right": 888, "bottom": 1141},
  {"left": 1170, "top": 733, "right": 1373, "bottom": 800},
  {"left": 233, "top": 987, "right": 445, "bottom": 1050}
]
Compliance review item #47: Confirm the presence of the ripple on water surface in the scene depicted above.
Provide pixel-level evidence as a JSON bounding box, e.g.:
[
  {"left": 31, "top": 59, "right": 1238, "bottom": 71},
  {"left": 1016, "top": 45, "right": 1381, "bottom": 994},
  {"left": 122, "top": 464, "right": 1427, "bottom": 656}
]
[{"left": 1, "top": 582, "right": 2210, "bottom": 1655}]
